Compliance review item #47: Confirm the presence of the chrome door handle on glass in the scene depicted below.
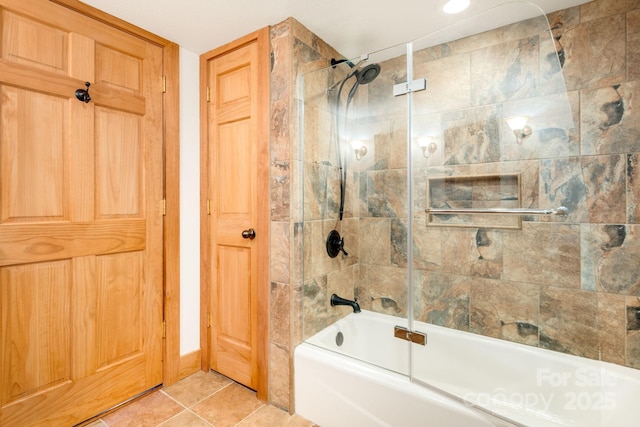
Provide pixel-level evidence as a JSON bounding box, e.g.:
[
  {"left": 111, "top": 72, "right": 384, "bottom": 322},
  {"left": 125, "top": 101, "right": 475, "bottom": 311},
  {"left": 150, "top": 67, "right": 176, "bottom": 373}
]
[{"left": 242, "top": 228, "right": 256, "bottom": 240}]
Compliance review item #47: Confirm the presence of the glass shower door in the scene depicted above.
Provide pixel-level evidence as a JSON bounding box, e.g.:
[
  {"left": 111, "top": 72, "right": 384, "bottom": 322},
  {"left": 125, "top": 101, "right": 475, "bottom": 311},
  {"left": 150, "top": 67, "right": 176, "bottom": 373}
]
[
  {"left": 300, "top": 42, "right": 414, "bottom": 376},
  {"left": 408, "top": 2, "right": 600, "bottom": 426}
]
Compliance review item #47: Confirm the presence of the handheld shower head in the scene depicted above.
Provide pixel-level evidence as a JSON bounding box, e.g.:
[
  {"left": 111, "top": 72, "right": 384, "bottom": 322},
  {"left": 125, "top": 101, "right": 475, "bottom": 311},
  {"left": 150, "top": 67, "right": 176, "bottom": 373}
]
[
  {"left": 347, "top": 63, "right": 381, "bottom": 101},
  {"left": 355, "top": 63, "right": 381, "bottom": 85},
  {"left": 328, "top": 59, "right": 382, "bottom": 221}
]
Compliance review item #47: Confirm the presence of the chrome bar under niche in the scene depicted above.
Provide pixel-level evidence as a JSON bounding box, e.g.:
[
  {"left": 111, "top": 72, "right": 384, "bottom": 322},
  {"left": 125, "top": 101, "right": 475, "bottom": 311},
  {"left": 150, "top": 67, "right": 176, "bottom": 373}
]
[{"left": 426, "top": 206, "right": 568, "bottom": 216}]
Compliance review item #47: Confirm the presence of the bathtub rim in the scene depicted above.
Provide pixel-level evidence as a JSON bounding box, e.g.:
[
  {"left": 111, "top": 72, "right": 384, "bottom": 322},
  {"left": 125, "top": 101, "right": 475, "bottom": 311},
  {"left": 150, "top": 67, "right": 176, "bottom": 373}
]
[
  {"left": 294, "top": 339, "right": 521, "bottom": 427},
  {"left": 299, "top": 309, "right": 640, "bottom": 427}
]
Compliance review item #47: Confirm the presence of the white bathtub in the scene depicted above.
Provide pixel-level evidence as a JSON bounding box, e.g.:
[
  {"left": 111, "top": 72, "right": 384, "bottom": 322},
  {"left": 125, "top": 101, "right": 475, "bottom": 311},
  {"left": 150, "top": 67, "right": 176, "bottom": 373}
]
[{"left": 294, "top": 310, "right": 640, "bottom": 427}]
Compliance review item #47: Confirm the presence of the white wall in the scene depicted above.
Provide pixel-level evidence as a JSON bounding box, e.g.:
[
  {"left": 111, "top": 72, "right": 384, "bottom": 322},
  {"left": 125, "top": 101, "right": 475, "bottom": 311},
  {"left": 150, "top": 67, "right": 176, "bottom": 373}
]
[{"left": 179, "top": 47, "right": 201, "bottom": 354}]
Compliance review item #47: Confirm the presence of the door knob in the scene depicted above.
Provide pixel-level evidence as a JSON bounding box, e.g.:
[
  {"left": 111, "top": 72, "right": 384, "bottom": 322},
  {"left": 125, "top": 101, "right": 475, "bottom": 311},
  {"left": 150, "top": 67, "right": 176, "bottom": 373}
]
[
  {"left": 242, "top": 228, "right": 256, "bottom": 240},
  {"left": 75, "top": 82, "right": 92, "bottom": 103}
]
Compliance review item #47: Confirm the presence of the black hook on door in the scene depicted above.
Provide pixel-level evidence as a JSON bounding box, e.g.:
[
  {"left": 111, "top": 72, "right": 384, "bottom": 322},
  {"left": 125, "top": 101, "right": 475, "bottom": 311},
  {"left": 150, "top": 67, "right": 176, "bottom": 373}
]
[{"left": 75, "top": 82, "right": 92, "bottom": 103}]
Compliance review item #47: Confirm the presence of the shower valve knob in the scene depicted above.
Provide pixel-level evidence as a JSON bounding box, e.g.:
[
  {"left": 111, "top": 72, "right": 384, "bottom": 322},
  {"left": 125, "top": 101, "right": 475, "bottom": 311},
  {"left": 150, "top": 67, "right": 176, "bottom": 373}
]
[{"left": 326, "top": 230, "right": 348, "bottom": 258}]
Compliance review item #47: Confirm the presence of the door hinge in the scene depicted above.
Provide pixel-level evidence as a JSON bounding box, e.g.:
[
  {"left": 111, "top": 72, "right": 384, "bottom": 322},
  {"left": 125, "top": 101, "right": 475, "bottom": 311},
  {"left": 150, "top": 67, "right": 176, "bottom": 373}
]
[
  {"left": 393, "top": 78, "right": 427, "bottom": 97},
  {"left": 206, "top": 86, "right": 211, "bottom": 102},
  {"left": 206, "top": 199, "right": 211, "bottom": 215},
  {"left": 162, "top": 76, "right": 167, "bottom": 93},
  {"left": 162, "top": 199, "right": 167, "bottom": 216},
  {"left": 394, "top": 325, "right": 427, "bottom": 346},
  {"left": 163, "top": 320, "right": 166, "bottom": 338}
]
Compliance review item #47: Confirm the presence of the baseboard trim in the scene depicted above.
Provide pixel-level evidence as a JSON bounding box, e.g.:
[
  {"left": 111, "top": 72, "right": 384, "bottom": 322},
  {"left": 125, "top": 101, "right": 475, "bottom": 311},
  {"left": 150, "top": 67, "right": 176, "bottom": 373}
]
[{"left": 178, "top": 350, "right": 202, "bottom": 380}]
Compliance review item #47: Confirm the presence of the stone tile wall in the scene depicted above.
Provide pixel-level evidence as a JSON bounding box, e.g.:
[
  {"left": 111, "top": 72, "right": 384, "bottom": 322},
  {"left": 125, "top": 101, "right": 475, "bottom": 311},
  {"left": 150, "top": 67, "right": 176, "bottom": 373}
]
[
  {"left": 295, "top": 0, "right": 640, "bottom": 377},
  {"left": 269, "top": 18, "right": 339, "bottom": 410},
  {"left": 277, "top": 0, "right": 640, "bottom": 412},
  {"left": 358, "top": 0, "right": 640, "bottom": 370}
]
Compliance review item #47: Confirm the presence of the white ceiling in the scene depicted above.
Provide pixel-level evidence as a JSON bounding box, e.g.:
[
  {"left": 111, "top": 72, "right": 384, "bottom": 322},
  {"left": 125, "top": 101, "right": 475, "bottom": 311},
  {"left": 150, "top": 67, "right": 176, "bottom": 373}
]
[{"left": 81, "top": 0, "right": 590, "bottom": 57}]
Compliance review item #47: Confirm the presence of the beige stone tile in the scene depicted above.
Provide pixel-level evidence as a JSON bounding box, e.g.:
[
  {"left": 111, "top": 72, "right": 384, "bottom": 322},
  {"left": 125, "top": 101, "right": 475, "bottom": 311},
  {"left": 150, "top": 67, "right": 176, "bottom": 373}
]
[
  {"left": 342, "top": 168, "right": 360, "bottom": 221},
  {"left": 561, "top": 13, "right": 626, "bottom": 90},
  {"left": 448, "top": 27, "right": 503, "bottom": 55},
  {"left": 413, "top": 53, "right": 471, "bottom": 116},
  {"left": 414, "top": 270, "right": 469, "bottom": 330},
  {"left": 581, "top": 82, "right": 640, "bottom": 155},
  {"left": 410, "top": 217, "right": 442, "bottom": 270},
  {"left": 539, "top": 287, "right": 599, "bottom": 359},
  {"left": 390, "top": 219, "right": 407, "bottom": 267},
  {"left": 291, "top": 18, "right": 340, "bottom": 64},
  {"left": 271, "top": 159, "right": 291, "bottom": 223},
  {"left": 470, "top": 279, "right": 540, "bottom": 346},
  {"left": 363, "top": 169, "right": 407, "bottom": 218},
  {"left": 302, "top": 222, "right": 312, "bottom": 281},
  {"left": 598, "top": 293, "right": 626, "bottom": 365},
  {"left": 270, "top": 282, "right": 291, "bottom": 348},
  {"left": 358, "top": 218, "right": 390, "bottom": 265},
  {"left": 471, "top": 37, "right": 539, "bottom": 105},
  {"left": 538, "top": 157, "right": 588, "bottom": 224},
  {"left": 163, "top": 370, "right": 232, "bottom": 408},
  {"left": 301, "top": 103, "right": 325, "bottom": 164},
  {"left": 159, "top": 410, "right": 212, "bottom": 427},
  {"left": 583, "top": 224, "right": 640, "bottom": 295},
  {"left": 237, "top": 404, "right": 313, "bottom": 427},
  {"left": 367, "top": 54, "right": 407, "bottom": 123},
  {"left": 582, "top": 154, "right": 626, "bottom": 224},
  {"left": 538, "top": 27, "right": 566, "bottom": 95},
  {"left": 545, "top": 3, "right": 580, "bottom": 80},
  {"left": 269, "top": 343, "right": 291, "bottom": 409},
  {"left": 503, "top": 223, "right": 581, "bottom": 288},
  {"left": 626, "top": 297, "right": 640, "bottom": 368},
  {"left": 303, "top": 165, "right": 323, "bottom": 223},
  {"left": 501, "top": 93, "right": 578, "bottom": 162},
  {"left": 270, "top": 19, "right": 290, "bottom": 42},
  {"left": 441, "top": 105, "right": 501, "bottom": 166},
  {"left": 503, "top": 15, "right": 551, "bottom": 44},
  {"left": 302, "top": 275, "right": 329, "bottom": 339},
  {"left": 191, "top": 383, "right": 263, "bottom": 427},
  {"left": 388, "top": 123, "right": 408, "bottom": 170},
  {"left": 270, "top": 222, "right": 290, "bottom": 284},
  {"left": 627, "top": 154, "right": 640, "bottom": 223},
  {"left": 291, "top": 224, "right": 304, "bottom": 285},
  {"left": 626, "top": 330, "right": 640, "bottom": 369},
  {"left": 580, "top": 0, "right": 640, "bottom": 23},
  {"left": 293, "top": 37, "right": 327, "bottom": 77},
  {"left": 357, "top": 264, "right": 407, "bottom": 316},
  {"left": 327, "top": 265, "right": 357, "bottom": 319},
  {"left": 629, "top": 9, "right": 640, "bottom": 81},
  {"left": 308, "top": 220, "right": 339, "bottom": 278},
  {"left": 290, "top": 280, "right": 304, "bottom": 346},
  {"left": 101, "top": 390, "right": 184, "bottom": 427},
  {"left": 441, "top": 228, "right": 502, "bottom": 279},
  {"left": 339, "top": 217, "right": 360, "bottom": 268},
  {"left": 547, "top": 5, "right": 581, "bottom": 34}
]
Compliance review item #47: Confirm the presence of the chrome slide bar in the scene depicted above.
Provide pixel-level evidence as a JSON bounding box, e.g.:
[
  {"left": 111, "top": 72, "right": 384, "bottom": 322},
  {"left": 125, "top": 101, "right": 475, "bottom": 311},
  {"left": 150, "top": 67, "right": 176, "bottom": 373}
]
[{"left": 426, "top": 206, "right": 568, "bottom": 216}]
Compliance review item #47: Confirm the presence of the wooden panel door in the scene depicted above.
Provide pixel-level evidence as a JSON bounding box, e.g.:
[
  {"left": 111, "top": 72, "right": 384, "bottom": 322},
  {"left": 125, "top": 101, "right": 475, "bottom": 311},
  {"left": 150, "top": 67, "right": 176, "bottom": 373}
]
[
  {"left": 201, "top": 28, "right": 269, "bottom": 398},
  {"left": 0, "top": 1, "right": 164, "bottom": 425}
]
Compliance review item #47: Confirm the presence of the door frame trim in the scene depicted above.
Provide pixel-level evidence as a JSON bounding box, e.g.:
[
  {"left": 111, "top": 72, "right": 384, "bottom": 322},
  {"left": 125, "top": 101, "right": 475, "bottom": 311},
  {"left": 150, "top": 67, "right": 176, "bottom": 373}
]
[
  {"left": 49, "top": 0, "right": 183, "bottom": 386},
  {"left": 199, "top": 27, "right": 270, "bottom": 400}
]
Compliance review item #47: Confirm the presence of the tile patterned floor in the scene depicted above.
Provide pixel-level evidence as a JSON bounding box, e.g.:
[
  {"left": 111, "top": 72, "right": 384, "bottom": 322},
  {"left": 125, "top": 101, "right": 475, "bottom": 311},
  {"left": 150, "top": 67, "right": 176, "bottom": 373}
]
[{"left": 84, "top": 370, "right": 316, "bottom": 427}]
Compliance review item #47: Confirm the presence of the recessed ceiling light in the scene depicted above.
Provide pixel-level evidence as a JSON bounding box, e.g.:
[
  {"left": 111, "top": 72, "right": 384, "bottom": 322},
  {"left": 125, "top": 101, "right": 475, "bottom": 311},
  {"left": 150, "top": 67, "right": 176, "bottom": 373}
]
[{"left": 442, "top": 0, "right": 470, "bottom": 14}]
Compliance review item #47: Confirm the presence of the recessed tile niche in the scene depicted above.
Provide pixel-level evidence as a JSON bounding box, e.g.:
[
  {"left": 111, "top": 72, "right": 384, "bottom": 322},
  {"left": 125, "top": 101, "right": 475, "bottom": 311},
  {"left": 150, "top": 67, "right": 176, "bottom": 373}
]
[{"left": 426, "top": 174, "right": 522, "bottom": 229}]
